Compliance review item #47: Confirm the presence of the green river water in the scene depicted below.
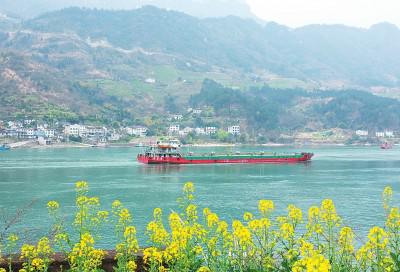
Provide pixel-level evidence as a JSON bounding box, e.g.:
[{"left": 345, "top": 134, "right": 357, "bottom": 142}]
[{"left": 0, "top": 146, "right": 399, "bottom": 246}]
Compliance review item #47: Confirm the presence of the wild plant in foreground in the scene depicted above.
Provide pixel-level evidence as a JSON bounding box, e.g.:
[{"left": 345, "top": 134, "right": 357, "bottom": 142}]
[
  {"left": 19, "top": 237, "right": 53, "bottom": 272},
  {"left": 0, "top": 233, "right": 19, "bottom": 272},
  {"left": 142, "top": 182, "right": 399, "bottom": 272},
  {"left": 112, "top": 200, "right": 139, "bottom": 272},
  {"left": 46, "top": 181, "right": 108, "bottom": 272},
  {"left": 1, "top": 181, "right": 399, "bottom": 272}
]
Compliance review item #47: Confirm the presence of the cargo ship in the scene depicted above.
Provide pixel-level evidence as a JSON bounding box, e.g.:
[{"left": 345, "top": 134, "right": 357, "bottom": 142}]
[{"left": 137, "top": 140, "right": 313, "bottom": 164}]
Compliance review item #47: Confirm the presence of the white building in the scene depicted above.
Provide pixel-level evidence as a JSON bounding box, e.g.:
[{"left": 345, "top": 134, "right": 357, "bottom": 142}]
[
  {"left": 193, "top": 109, "right": 202, "bottom": 114},
  {"left": 195, "top": 127, "right": 206, "bottom": 135},
  {"left": 4, "top": 129, "right": 18, "bottom": 138},
  {"left": 385, "top": 131, "right": 394, "bottom": 138},
  {"left": 17, "top": 128, "right": 36, "bottom": 139},
  {"left": 168, "top": 125, "right": 180, "bottom": 134},
  {"left": 109, "top": 133, "right": 121, "bottom": 141},
  {"left": 8, "top": 121, "right": 22, "bottom": 129},
  {"left": 205, "top": 127, "right": 217, "bottom": 135},
  {"left": 43, "top": 129, "right": 55, "bottom": 138},
  {"left": 86, "top": 126, "right": 107, "bottom": 138},
  {"left": 125, "top": 126, "right": 148, "bottom": 137},
  {"left": 37, "top": 137, "right": 47, "bottom": 146},
  {"left": 184, "top": 127, "right": 194, "bottom": 133},
  {"left": 179, "top": 127, "right": 194, "bottom": 136},
  {"left": 64, "top": 124, "right": 86, "bottom": 137},
  {"left": 172, "top": 115, "right": 183, "bottom": 121},
  {"left": 23, "top": 119, "right": 35, "bottom": 125},
  {"left": 228, "top": 125, "right": 240, "bottom": 135},
  {"left": 355, "top": 130, "right": 368, "bottom": 136},
  {"left": 376, "top": 131, "right": 385, "bottom": 138},
  {"left": 145, "top": 78, "right": 156, "bottom": 84}
]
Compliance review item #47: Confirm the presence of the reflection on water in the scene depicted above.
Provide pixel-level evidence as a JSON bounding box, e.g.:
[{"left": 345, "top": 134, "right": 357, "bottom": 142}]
[{"left": 138, "top": 164, "right": 185, "bottom": 174}]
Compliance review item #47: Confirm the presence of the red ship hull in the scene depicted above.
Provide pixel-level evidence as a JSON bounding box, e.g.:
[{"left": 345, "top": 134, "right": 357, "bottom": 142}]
[{"left": 137, "top": 153, "right": 313, "bottom": 164}]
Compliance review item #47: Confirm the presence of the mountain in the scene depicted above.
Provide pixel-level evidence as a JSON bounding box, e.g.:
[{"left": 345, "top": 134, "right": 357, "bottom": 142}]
[
  {"left": 23, "top": 7, "right": 400, "bottom": 87},
  {"left": 1, "top": 7, "right": 400, "bottom": 131},
  {"left": 192, "top": 79, "right": 400, "bottom": 132},
  {"left": 0, "top": 0, "right": 258, "bottom": 20}
]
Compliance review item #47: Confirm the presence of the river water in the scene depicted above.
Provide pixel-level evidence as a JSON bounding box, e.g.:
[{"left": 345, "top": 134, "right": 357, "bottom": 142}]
[{"left": 0, "top": 146, "right": 399, "bottom": 246}]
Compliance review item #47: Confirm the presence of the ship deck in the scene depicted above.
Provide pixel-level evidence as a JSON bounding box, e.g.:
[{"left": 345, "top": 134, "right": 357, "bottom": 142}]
[{"left": 185, "top": 153, "right": 304, "bottom": 160}]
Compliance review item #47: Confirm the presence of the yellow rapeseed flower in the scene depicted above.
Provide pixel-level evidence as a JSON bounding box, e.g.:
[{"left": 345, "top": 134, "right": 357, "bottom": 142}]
[
  {"left": 293, "top": 252, "right": 331, "bottom": 272},
  {"left": 37, "top": 237, "right": 52, "bottom": 256},
  {"left": 112, "top": 200, "right": 122, "bottom": 209},
  {"left": 81, "top": 232, "right": 95, "bottom": 246},
  {"left": 31, "top": 257, "right": 45, "bottom": 270},
  {"left": 127, "top": 260, "right": 137, "bottom": 271},
  {"left": 383, "top": 186, "right": 393, "bottom": 211},
  {"left": 232, "top": 220, "right": 252, "bottom": 247},
  {"left": 76, "top": 196, "right": 88, "bottom": 206},
  {"left": 288, "top": 204, "right": 303, "bottom": 223},
  {"left": 299, "top": 239, "right": 314, "bottom": 257},
  {"left": 308, "top": 206, "right": 320, "bottom": 221},
  {"left": 258, "top": 200, "right": 274, "bottom": 216},
  {"left": 47, "top": 201, "right": 59, "bottom": 211},
  {"left": 20, "top": 244, "right": 36, "bottom": 259},
  {"left": 243, "top": 212, "right": 253, "bottom": 221},
  {"left": 386, "top": 207, "right": 400, "bottom": 229},
  {"left": 8, "top": 234, "right": 19, "bottom": 243},
  {"left": 383, "top": 186, "right": 393, "bottom": 199},
  {"left": 143, "top": 247, "right": 163, "bottom": 264},
  {"left": 183, "top": 182, "right": 194, "bottom": 194},
  {"left": 280, "top": 222, "right": 294, "bottom": 240},
  {"left": 153, "top": 208, "right": 162, "bottom": 219},
  {"left": 206, "top": 211, "right": 219, "bottom": 228},
  {"left": 97, "top": 210, "right": 109, "bottom": 220},
  {"left": 75, "top": 181, "right": 88, "bottom": 190},
  {"left": 186, "top": 204, "right": 198, "bottom": 221},
  {"left": 367, "top": 226, "right": 388, "bottom": 249},
  {"left": 306, "top": 206, "right": 323, "bottom": 235},
  {"left": 338, "top": 226, "right": 354, "bottom": 253},
  {"left": 87, "top": 197, "right": 100, "bottom": 206},
  {"left": 124, "top": 226, "right": 137, "bottom": 237},
  {"left": 320, "top": 199, "right": 340, "bottom": 226},
  {"left": 119, "top": 208, "right": 132, "bottom": 222},
  {"left": 147, "top": 217, "right": 169, "bottom": 245}
]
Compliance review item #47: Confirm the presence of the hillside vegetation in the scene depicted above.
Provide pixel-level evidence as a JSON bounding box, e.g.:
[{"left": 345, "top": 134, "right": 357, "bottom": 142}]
[
  {"left": 25, "top": 7, "right": 400, "bottom": 86},
  {"left": 191, "top": 79, "right": 400, "bottom": 131},
  {"left": 1, "top": 6, "right": 400, "bottom": 131}
]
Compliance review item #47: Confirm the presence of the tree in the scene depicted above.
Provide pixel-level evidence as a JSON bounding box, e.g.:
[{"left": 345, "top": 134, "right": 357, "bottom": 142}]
[{"left": 216, "top": 129, "right": 229, "bottom": 142}]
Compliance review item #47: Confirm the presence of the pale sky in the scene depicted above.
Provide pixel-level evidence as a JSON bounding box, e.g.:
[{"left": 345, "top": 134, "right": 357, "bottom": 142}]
[{"left": 246, "top": 0, "right": 400, "bottom": 28}]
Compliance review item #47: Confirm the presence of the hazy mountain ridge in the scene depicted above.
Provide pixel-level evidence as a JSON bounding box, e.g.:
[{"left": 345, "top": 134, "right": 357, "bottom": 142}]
[
  {"left": 23, "top": 7, "right": 400, "bottom": 87},
  {"left": 0, "top": 0, "right": 257, "bottom": 20}
]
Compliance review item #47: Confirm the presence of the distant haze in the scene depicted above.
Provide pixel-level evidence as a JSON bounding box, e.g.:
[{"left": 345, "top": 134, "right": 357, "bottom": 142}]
[
  {"left": 247, "top": 0, "right": 400, "bottom": 28},
  {"left": 0, "top": 0, "right": 257, "bottom": 19},
  {"left": 1, "top": 0, "right": 399, "bottom": 28}
]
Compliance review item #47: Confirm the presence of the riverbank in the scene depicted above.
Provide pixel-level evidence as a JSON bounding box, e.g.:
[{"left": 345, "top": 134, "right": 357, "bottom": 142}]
[{"left": 4, "top": 141, "right": 393, "bottom": 150}]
